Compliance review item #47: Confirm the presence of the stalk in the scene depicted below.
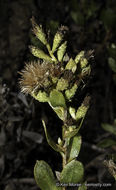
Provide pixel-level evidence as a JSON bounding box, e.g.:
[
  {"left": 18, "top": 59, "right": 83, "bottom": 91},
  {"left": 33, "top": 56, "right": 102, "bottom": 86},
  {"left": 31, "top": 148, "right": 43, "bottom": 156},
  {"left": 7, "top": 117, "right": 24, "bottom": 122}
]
[{"left": 46, "top": 43, "right": 58, "bottom": 63}]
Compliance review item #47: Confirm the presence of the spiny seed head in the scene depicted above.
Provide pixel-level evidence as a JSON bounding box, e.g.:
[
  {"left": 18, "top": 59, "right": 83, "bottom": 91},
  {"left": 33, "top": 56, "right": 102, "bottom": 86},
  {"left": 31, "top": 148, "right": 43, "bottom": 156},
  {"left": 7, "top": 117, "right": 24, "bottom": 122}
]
[
  {"left": 19, "top": 61, "right": 64, "bottom": 94},
  {"left": 19, "top": 61, "right": 52, "bottom": 94}
]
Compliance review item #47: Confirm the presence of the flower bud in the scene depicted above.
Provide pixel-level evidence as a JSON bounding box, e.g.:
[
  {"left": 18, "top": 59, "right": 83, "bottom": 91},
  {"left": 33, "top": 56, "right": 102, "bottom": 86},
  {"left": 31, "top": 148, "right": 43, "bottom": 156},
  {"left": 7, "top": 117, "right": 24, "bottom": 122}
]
[
  {"left": 56, "top": 78, "right": 68, "bottom": 91},
  {"left": 57, "top": 41, "right": 67, "bottom": 62},
  {"left": 52, "top": 31, "right": 63, "bottom": 53},
  {"left": 75, "top": 51, "right": 84, "bottom": 64},
  {"left": 75, "top": 96, "right": 90, "bottom": 121},
  {"left": 29, "top": 46, "right": 52, "bottom": 62},
  {"left": 65, "top": 58, "right": 77, "bottom": 73},
  {"left": 31, "top": 17, "right": 47, "bottom": 45}
]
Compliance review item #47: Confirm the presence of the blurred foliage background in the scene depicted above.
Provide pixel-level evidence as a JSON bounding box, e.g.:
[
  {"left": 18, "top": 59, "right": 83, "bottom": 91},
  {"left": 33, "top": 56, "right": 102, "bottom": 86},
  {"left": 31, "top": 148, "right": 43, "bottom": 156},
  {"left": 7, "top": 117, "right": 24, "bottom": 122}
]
[{"left": 0, "top": 0, "right": 116, "bottom": 189}]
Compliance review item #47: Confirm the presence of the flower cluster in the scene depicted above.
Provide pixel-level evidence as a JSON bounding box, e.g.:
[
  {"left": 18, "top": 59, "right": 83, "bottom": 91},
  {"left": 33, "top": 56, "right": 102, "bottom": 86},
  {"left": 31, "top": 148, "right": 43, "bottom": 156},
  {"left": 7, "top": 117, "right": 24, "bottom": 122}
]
[{"left": 19, "top": 17, "right": 92, "bottom": 122}]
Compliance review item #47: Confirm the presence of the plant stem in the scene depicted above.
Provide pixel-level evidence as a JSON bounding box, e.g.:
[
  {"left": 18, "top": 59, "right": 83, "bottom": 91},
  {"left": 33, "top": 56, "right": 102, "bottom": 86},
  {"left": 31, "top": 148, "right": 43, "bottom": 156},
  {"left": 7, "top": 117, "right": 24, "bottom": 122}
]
[
  {"left": 46, "top": 43, "right": 58, "bottom": 62},
  {"left": 62, "top": 152, "right": 67, "bottom": 168},
  {"left": 61, "top": 126, "right": 68, "bottom": 190},
  {"left": 62, "top": 152, "right": 66, "bottom": 189}
]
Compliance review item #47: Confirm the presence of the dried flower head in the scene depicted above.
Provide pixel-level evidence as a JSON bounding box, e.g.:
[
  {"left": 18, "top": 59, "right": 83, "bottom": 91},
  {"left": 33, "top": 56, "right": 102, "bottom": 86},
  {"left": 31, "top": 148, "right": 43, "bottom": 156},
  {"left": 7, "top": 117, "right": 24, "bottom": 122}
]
[{"left": 19, "top": 61, "right": 52, "bottom": 94}]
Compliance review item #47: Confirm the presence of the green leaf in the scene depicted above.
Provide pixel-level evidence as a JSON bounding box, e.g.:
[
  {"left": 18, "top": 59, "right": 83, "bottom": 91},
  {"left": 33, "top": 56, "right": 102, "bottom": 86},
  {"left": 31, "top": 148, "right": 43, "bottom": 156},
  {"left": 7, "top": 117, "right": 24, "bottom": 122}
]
[
  {"left": 51, "top": 106, "right": 67, "bottom": 121},
  {"left": 65, "top": 58, "right": 77, "bottom": 73},
  {"left": 29, "top": 45, "right": 52, "bottom": 62},
  {"left": 34, "top": 160, "right": 61, "bottom": 190},
  {"left": 49, "top": 89, "right": 66, "bottom": 108},
  {"left": 97, "top": 138, "right": 116, "bottom": 148},
  {"left": 68, "top": 135, "right": 82, "bottom": 162},
  {"left": 60, "top": 160, "right": 84, "bottom": 183},
  {"left": 102, "top": 123, "right": 116, "bottom": 136},
  {"left": 49, "top": 90, "right": 67, "bottom": 121},
  {"left": 57, "top": 41, "right": 67, "bottom": 62},
  {"left": 42, "top": 120, "right": 64, "bottom": 153},
  {"left": 32, "top": 91, "right": 49, "bottom": 102},
  {"left": 108, "top": 57, "right": 116, "bottom": 73}
]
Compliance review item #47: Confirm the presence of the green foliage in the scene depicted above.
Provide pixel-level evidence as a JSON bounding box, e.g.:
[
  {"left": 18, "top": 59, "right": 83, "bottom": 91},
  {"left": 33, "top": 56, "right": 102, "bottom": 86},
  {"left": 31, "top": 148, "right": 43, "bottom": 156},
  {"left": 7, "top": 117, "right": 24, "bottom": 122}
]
[
  {"left": 108, "top": 44, "right": 116, "bottom": 83},
  {"left": 67, "top": 135, "right": 82, "bottom": 162},
  {"left": 108, "top": 57, "right": 116, "bottom": 73},
  {"left": 19, "top": 18, "right": 92, "bottom": 190},
  {"left": 57, "top": 41, "right": 67, "bottom": 62},
  {"left": 64, "top": 126, "right": 80, "bottom": 139},
  {"left": 60, "top": 160, "right": 84, "bottom": 183},
  {"left": 101, "top": 8, "right": 116, "bottom": 30},
  {"left": 34, "top": 161, "right": 61, "bottom": 190},
  {"left": 75, "top": 51, "right": 85, "bottom": 64},
  {"left": 31, "top": 17, "right": 47, "bottom": 45},
  {"left": 70, "top": 0, "right": 99, "bottom": 25},
  {"left": 102, "top": 123, "right": 116, "bottom": 136},
  {"left": 65, "top": 58, "right": 77, "bottom": 73},
  {"left": 65, "top": 83, "right": 78, "bottom": 101},
  {"left": 49, "top": 90, "right": 66, "bottom": 109},
  {"left": 71, "top": 11, "right": 84, "bottom": 26},
  {"left": 98, "top": 121, "right": 116, "bottom": 180},
  {"left": 56, "top": 78, "right": 68, "bottom": 91},
  {"left": 49, "top": 90, "right": 67, "bottom": 121},
  {"left": 33, "top": 91, "right": 49, "bottom": 102},
  {"left": 47, "top": 20, "right": 59, "bottom": 35},
  {"left": 29, "top": 45, "right": 53, "bottom": 62},
  {"left": 42, "top": 120, "right": 64, "bottom": 154},
  {"left": 52, "top": 29, "right": 63, "bottom": 53},
  {"left": 98, "top": 138, "right": 116, "bottom": 148}
]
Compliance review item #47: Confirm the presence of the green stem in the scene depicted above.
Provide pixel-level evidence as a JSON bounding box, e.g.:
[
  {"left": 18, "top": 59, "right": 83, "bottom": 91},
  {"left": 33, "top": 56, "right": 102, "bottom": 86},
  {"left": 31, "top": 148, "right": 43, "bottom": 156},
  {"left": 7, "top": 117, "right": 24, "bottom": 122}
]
[
  {"left": 46, "top": 43, "right": 58, "bottom": 62},
  {"left": 61, "top": 125, "right": 68, "bottom": 190},
  {"left": 62, "top": 152, "right": 67, "bottom": 168}
]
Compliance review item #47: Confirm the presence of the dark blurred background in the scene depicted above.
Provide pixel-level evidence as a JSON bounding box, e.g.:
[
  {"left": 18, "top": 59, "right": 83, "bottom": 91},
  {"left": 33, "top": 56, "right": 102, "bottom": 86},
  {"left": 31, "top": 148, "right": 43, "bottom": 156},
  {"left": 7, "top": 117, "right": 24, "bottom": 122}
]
[{"left": 0, "top": 0, "right": 116, "bottom": 190}]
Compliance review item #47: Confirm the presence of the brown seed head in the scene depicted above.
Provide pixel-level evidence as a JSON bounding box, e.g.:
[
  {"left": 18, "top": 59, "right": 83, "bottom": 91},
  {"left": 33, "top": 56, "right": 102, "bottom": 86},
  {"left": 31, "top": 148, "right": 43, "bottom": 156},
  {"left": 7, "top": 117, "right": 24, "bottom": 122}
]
[{"left": 19, "top": 61, "right": 51, "bottom": 94}]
